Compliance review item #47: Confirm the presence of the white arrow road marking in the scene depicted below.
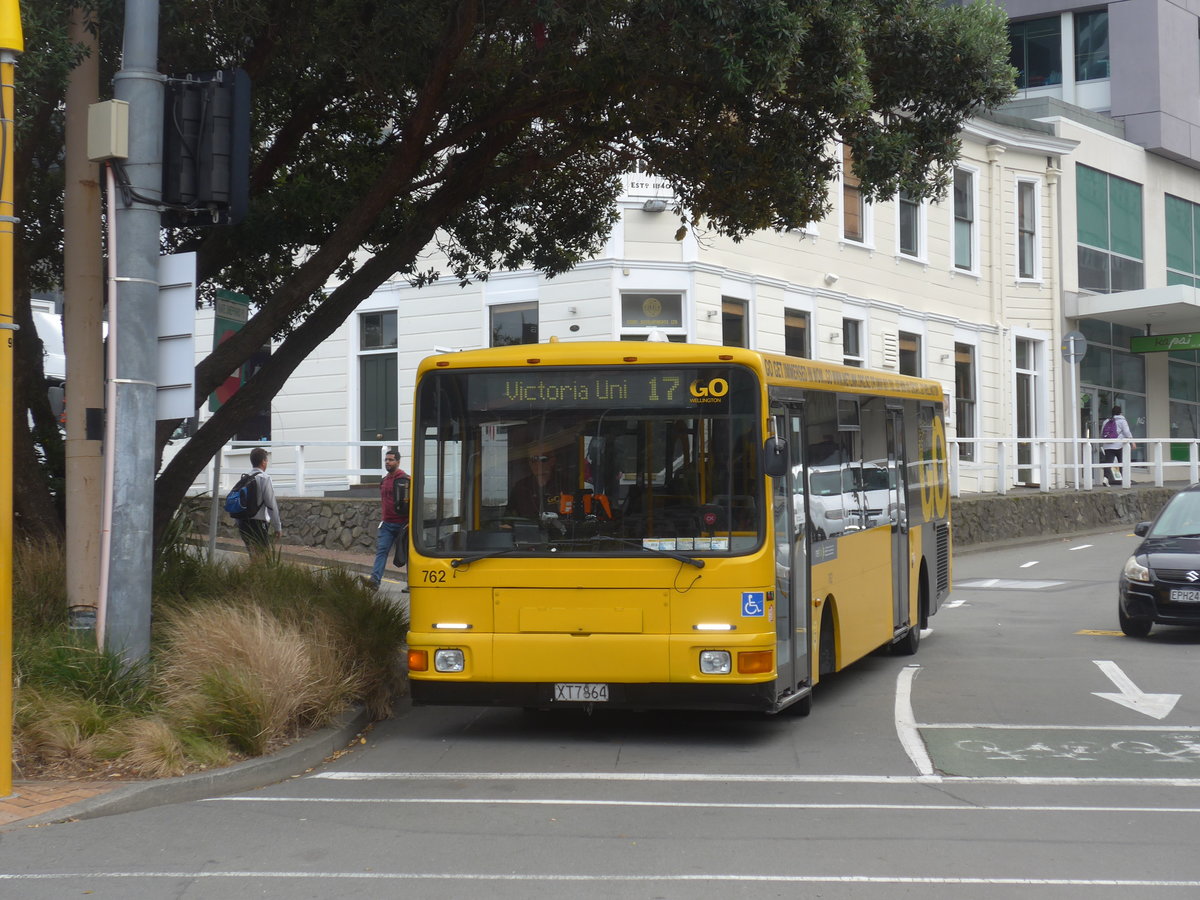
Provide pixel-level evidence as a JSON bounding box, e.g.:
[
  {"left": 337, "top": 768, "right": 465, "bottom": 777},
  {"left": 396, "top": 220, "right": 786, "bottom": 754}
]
[{"left": 1092, "top": 660, "right": 1180, "bottom": 720}]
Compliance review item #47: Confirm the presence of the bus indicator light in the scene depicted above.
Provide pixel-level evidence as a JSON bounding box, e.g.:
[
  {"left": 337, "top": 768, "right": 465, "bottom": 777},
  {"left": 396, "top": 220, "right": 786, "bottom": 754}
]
[
  {"left": 699, "top": 650, "right": 732, "bottom": 674},
  {"left": 737, "top": 650, "right": 773, "bottom": 674},
  {"left": 408, "top": 649, "right": 429, "bottom": 672}
]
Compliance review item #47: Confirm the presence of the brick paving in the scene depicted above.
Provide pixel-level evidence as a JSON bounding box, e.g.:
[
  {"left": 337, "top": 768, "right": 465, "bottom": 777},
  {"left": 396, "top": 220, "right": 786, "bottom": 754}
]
[{"left": 0, "top": 781, "right": 118, "bottom": 826}]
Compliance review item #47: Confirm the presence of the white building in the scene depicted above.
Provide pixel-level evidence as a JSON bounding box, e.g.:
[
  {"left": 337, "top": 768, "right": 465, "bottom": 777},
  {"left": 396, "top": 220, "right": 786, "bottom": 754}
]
[{"left": 192, "top": 2, "right": 1200, "bottom": 495}]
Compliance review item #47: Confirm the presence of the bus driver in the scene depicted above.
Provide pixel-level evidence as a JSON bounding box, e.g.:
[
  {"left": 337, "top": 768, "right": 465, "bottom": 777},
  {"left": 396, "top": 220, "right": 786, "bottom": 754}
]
[{"left": 508, "top": 448, "right": 563, "bottom": 520}]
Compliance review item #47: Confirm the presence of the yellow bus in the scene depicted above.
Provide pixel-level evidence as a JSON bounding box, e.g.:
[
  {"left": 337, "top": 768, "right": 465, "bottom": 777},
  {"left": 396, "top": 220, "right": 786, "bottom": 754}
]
[{"left": 406, "top": 341, "right": 951, "bottom": 715}]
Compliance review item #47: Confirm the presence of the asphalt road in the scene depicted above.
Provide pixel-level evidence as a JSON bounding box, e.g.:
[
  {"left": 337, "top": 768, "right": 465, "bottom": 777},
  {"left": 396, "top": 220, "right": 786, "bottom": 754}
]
[{"left": 4, "top": 527, "right": 1200, "bottom": 899}]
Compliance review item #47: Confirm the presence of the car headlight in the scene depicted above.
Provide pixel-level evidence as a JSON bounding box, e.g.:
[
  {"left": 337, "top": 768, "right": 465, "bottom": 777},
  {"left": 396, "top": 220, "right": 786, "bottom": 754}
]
[{"left": 1122, "top": 555, "right": 1150, "bottom": 583}]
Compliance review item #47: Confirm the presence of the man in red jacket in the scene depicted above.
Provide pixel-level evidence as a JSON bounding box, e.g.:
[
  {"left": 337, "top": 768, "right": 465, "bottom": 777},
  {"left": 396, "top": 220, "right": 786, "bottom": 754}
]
[{"left": 371, "top": 448, "right": 409, "bottom": 587}]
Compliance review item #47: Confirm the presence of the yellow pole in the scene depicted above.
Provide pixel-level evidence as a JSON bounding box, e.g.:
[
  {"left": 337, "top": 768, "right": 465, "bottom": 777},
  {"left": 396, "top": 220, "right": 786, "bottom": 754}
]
[{"left": 0, "top": 0, "right": 23, "bottom": 799}]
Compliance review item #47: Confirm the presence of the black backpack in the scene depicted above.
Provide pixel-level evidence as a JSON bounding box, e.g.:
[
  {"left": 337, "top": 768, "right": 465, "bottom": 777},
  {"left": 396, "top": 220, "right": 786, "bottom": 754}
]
[{"left": 224, "top": 471, "right": 262, "bottom": 520}]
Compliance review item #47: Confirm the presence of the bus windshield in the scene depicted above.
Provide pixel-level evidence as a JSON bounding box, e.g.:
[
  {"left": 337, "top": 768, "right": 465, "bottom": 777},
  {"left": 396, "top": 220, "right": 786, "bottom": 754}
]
[{"left": 413, "top": 364, "right": 763, "bottom": 557}]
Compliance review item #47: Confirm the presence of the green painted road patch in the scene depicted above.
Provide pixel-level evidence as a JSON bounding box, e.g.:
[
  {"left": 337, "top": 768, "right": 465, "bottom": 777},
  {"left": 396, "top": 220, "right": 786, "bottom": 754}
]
[{"left": 924, "top": 727, "right": 1200, "bottom": 778}]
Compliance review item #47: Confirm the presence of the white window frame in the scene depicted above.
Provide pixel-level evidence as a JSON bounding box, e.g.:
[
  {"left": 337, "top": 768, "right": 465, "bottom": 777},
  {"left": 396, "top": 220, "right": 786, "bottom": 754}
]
[
  {"left": 952, "top": 165, "right": 981, "bottom": 275},
  {"left": 839, "top": 143, "right": 874, "bottom": 248},
  {"left": 895, "top": 189, "right": 927, "bottom": 263},
  {"left": 1015, "top": 177, "right": 1043, "bottom": 282},
  {"left": 841, "top": 317, "right": 865, "bottom": 367}
]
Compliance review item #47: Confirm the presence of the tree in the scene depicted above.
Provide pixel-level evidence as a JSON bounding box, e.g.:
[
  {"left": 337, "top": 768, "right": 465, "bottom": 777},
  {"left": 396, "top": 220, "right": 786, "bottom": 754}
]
[
  {"left": 12, "top": 1, "right": 122, "bottom": 539},
  {"left": 22, "top": 1, "right": 1017, "bottom": 543}
]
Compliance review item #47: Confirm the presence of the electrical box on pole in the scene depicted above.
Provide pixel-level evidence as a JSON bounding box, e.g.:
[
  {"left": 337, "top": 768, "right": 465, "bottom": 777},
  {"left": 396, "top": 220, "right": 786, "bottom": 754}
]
[{"left": 161, "top": 68, "right": 250, "bottom": 227}]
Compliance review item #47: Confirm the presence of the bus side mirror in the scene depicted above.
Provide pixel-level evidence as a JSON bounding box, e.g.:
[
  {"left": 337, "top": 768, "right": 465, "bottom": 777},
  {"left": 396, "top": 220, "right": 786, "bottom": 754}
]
[{"left": 762, "top": 436, "right": 788, "bottom": 478}]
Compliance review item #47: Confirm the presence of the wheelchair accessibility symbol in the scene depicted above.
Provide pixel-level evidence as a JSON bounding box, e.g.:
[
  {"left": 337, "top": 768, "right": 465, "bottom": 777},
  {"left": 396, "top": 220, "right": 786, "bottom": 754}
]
[{"left": 742, "top": 591, "right": 765, "bottom": 617}]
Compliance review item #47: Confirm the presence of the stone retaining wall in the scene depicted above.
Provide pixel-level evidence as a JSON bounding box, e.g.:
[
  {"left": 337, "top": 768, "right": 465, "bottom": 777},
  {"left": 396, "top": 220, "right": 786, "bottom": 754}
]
[
  {"left": 212, "top": 487, "right": 1178, "bottom": 551},
  {"left": 213, "top": 498, "right": 381, "bottom": 552},
  {"left": 950, "top": 486, "right": 1175, "bottom": 547}
]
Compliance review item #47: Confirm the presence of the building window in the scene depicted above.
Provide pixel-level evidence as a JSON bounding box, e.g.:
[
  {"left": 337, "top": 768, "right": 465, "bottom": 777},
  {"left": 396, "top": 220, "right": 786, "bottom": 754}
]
[
  {"left": 841, "top": 144, "right": 866, "bottom": 244},
  {"left": 1166, "top": 194, "right": 1200, "bottom": 287},
  {"left": 1169, "top": 350, "right": 1200, "bottom": 446},
  {"left": 490, "top": 301, "right": 538, "bottom": 346},
  {"left": 1077, "top": 165, "right": 1143, "bottom": 293},
  {"left": 899, "top": 331, "right": 921, "bottom": 377},
  {"left": 784, "top": 309, "right": 809, "bottom": 358},
  {"left": 1008, "top": 16, "right": 1062, "bottom": 89},
  {"left": 953, "top": 168, "right": 977, "bottom": 272},
  {"left": 620, "top": 292, "right": 686, "bottom": 341},
  {"left": 1074, "top": 10, "right": 1109, "bottom": 81},
  {"left": 360, "top": 310, "right": 397, "bottom": 350},
  {"left": 955, "top": 343, "right": 976, "bottom": 462},
  {"left": 898, "top": 190, "right": 922, "bottom": 258},
  {"left": 1016, "top": 179, "right": 1040, "bottom": 280},
  {"left": 722, "top": 297, "right": 748, "bottom": 347},
  {"left": 1079, "top": 318, "right": 1146, "bottom": 447},
  {"left": 842, "top": 319, "right": 863, "bottom": 368}
]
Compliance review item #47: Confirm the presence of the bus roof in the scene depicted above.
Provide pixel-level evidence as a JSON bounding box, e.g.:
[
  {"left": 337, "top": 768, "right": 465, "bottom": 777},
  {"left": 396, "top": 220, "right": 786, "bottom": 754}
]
[{"left": 416, "top": 341, "right": 943, "bottom": 403}]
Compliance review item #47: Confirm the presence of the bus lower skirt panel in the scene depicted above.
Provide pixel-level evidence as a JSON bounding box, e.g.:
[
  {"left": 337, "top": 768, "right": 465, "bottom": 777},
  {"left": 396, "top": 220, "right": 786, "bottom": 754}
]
[{"left": 410, "top": 680, "right": 782, "bottom": 712}]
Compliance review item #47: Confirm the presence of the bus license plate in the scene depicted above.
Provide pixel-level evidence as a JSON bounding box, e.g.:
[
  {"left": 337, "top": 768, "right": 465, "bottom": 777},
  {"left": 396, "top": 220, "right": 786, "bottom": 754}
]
[
  {"left": 1170, "top": 589, "right": 1200, "bottom": 603},
  {"left": 553, "top": 683, "right": 609, "bottom": 702}
]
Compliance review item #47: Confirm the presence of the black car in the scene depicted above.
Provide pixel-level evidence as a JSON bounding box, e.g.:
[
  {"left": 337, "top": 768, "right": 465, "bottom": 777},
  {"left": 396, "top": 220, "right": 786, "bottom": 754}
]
[{"left": 1119, "top": 483, "right": 1200, "bottom": 637}]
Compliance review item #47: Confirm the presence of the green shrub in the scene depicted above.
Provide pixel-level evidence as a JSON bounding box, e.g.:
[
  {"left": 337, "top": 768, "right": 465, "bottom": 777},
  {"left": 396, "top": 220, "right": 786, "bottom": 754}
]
[{"left": 13, "top": 539, "right": 408, "bottom": 778}]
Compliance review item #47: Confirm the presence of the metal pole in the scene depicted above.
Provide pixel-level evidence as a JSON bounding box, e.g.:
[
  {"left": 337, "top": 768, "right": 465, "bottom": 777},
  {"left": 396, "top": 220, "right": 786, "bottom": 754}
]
[
  {"left": 105, "top": 0, "right": 162, "bottom": 665},
  {"left": 63, "top": 7, "right": 105, "bottom": 629},
  {"left": 0, "top": 0, "right": 22, "bottom": 801}
]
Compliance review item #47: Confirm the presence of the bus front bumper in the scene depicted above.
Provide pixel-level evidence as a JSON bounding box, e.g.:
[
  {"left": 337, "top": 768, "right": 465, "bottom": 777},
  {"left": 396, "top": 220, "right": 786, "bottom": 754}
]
[{"left": 410, "top": 679, "right": 780, "bottom": 712}]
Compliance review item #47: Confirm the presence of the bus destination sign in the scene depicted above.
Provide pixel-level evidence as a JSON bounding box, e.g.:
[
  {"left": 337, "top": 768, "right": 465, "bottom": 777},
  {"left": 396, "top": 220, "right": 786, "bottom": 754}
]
[{"left": 467, "top": 368, "right": 747, "bottom": 411}]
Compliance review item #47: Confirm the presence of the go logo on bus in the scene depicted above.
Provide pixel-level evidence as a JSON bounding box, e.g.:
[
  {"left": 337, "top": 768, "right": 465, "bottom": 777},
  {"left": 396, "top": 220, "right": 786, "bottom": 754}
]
[
  {"left": 689, "top": 377, "right": 729, "bottom": 401},
  {"left": 918, "top": 415, "right": 950, "bottom": 521}
]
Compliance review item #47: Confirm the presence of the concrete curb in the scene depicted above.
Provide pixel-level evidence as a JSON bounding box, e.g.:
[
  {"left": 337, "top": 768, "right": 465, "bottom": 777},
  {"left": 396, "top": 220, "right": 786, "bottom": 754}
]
[{"left": 12, "top": 705, "right": 373, "bottom": 829}]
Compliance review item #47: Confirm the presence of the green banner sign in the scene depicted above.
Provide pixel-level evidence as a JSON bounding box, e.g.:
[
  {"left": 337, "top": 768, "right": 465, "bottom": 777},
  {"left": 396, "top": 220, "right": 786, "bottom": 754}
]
[
  {"left": 1130, "top": 332, "right": 1200, "bottom": 354},
  {"left": 209, "top": 289, "right": 251, "bottom": 412}
]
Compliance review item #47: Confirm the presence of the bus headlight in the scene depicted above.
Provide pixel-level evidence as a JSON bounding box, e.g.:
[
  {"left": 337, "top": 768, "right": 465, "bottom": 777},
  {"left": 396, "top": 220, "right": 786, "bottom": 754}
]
[
  {"left": 434, "top": 649, "right": 465, "bottom": 673},
  {"left": 699, "top": 650, "right": 732, "bottom": 674}
]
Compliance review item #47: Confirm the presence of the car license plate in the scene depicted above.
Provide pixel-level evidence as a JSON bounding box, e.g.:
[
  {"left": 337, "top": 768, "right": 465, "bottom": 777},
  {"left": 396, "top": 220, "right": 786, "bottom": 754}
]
[
  {"left": 1170, "top": 589, "right": 1200, "bottom": 603},
  {"left": 553, "top": 682, "right": 609, "bottom": 702}
]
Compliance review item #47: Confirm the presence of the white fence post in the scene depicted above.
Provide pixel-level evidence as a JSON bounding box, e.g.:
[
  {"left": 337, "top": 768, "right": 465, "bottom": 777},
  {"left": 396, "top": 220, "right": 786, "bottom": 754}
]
[
  {"left": 996, "top": 441, "right": 1008, "bottom": 495},
  {"left": 295, "top": 444, "right": 306, "bottom": 496},
  {"left": 1152, "top": 440, "right": 1163, "bottom": 487}
]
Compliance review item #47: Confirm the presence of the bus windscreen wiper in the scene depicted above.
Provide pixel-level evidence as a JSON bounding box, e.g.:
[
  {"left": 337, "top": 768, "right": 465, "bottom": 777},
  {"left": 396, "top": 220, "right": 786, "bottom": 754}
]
[
  {"left": 585, "top": 535, "right": 705, "bottom": 568},
  {"left": 450, "top": 546, "right": 531, "bottom": 567}
]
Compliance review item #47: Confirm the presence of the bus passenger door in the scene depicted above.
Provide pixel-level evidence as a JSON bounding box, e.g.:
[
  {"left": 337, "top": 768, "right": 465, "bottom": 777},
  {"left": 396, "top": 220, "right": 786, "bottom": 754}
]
[
  {"left": 886, "top": 409, "right": 909, "bottom": 631},
  {"left": 772, "top": 406, "right": 810, "bottom": 703}
]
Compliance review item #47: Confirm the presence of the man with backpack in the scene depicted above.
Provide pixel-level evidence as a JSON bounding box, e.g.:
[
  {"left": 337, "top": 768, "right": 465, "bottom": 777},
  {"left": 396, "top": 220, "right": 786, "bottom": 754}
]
[
  {"left": 371, "top": 448, "right": 409, "bottom": 587},
  {"left": 1100, "top": 405, "right": 1135, "bottom": 486},
  {"left": 236, "top": 447, "right": 283, "bottom": 558}
]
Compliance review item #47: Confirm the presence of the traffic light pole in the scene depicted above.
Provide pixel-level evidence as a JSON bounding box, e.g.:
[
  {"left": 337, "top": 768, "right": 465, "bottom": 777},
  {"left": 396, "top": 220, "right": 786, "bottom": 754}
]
[{"left": 101, "top": 0, "right": 163, "bottom": 664}]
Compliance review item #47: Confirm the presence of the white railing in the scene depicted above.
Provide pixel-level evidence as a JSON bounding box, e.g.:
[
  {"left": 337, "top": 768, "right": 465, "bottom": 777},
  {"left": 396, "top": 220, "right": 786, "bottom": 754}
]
[
  {"left": 948, "top": 438, "right": 1200, "bottom": 496},
  {"left": 180, "top": 437, "right": 1200, "bottom": 500},
  {"left": 182, "top": 441, "right": 400, "bottom": 497}
]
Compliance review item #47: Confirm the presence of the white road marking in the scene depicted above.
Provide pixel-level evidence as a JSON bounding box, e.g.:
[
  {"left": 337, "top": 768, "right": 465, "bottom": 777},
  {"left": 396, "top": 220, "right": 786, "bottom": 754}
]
[
  {"left": 3, "top": 872, "right": 1200, "bottom": 887},
  {"left": 945, "top": 597, "right": 967, "bottom": 608},
  {"left": 920, "top": 722, "right": 1200, "bottom": 732},
  {"left": 954, "top": 578, "right": 1066, "bottom": 590},
  {"left": 1092, "top": 659, "right": 1181, "bottom": 720},
  {"left": 1020, "top": 561, "right": 1038, "bottom": 568},
  {"left": 208, "top": 796, "right": 1200, "bottom": 814},
  {"left": 309, "top": 771, "right": 1200, "bottom": 787},
  {"left": 895, "top": 665, "right": 934, "bottom": 776},
  {"left": 1070, "top": 544, "right": 1094, "bottom": 551}
]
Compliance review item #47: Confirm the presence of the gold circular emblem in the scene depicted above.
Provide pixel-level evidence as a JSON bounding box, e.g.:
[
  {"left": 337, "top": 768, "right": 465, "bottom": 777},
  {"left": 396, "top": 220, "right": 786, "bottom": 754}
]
[{"left": 642, "top": 296, "right": 662, "bottom": 318}]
